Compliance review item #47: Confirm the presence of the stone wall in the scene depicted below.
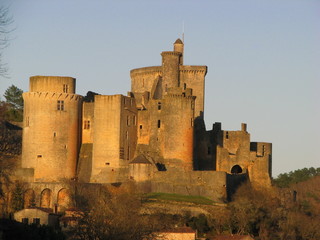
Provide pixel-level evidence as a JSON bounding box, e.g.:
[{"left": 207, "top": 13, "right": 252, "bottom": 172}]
[
  {"left": 179, "top": 66, "right": 207, "bottom": 118},
  {"left": 82, "top": 102, "right": 94, "bottom": 143},
  {"left": 149, "top": 170, "right": 228, "bottom": 203},
  {"left": 249, "top": 142, "right": 272, "bottom": 187},
  {"left": 91, "top": 94, "right": 137, "bottom": 183}
]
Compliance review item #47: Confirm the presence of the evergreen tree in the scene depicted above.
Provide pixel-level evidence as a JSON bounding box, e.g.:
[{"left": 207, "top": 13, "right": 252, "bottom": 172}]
[
  {"left": 11, "top": 182, "right": 24, "bottom": 212},
  {"left": 3, "top": 85, "right": 23, "bottom": 121}
]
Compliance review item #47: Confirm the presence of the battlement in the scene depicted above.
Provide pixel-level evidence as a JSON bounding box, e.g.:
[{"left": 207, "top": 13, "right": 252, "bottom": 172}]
[
  {"left": 179, "top": 65, "right": 207, "bottom": 74},
  {"left": 23, "top": 92, "right": 83, "bottom": 101},
  {"left": 165, "top": 94, "right": 196, "bottom": 100},
  {"left": 161, "top": 51, "right": 182, "bottom": 57}
]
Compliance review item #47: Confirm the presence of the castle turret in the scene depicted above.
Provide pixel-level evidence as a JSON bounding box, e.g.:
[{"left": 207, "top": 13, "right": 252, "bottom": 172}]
[
  {"left": 161, "top": 51, "right": 181, "bottom": 90},
  {"left": 161, "top": 88, "right": 195, "bottom": 171},
  {"left": 22, "top": 76, "right": 83, "bottom": 182},
  {"left": 174, "top": 38, "right": 184, "bottom": 64}
]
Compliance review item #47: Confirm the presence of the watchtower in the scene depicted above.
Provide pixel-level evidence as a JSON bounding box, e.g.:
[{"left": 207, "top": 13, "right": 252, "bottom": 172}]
[{"left": 22, "top": 76, "right": 83, "bottom": 182}]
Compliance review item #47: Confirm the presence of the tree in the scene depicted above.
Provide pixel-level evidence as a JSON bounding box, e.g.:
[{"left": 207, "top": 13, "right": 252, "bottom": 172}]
[
  {"left": 4, "top": 85, "right": 23, "bottom": 110},
  {"left": 10, "top": 181, "right": 25, "bottom": 212},
  {"left": 2, "top": 85, "right": 23, "bottom": 121},
  {"left": 70, "top": 184, "right": 163, "bottom": 240},
  {"left": 0, "top": 100, "right": 21, "bottom": 214},
  {"left": 0, "top": 5, "right": 13, "bottom": 78},
  {"left": 273, "top": 167, "right": 320, "bottom": 188}
]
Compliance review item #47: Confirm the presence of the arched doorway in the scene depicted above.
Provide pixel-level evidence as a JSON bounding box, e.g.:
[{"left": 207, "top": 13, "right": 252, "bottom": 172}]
[
  {"left": 231, "top": 165, "right": 243, "bottom": 174},
  {"left": 57, "top": 188, "right": 71, "bottom": 212},
  {"left": 40, "top": 188, "right": 52, "bottom": 208},
  {"left": 24, "top": 189, "right": 36, "bottom": 208}
]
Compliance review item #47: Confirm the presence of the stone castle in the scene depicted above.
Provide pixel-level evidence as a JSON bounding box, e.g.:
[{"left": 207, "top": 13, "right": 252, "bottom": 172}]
[{"left": 18, "top": 39, "right": 272, "bottom": 210}]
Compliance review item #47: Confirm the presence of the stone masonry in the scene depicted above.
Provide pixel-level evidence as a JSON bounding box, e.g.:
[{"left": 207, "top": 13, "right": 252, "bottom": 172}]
[{"left": 19, "top": 39, "right": 272, "bottom": 209}]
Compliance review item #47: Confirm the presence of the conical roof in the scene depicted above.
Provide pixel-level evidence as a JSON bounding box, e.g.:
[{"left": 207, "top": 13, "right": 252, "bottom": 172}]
[{"left": 174, "top": 38, "right": 183, "bottom": 44}]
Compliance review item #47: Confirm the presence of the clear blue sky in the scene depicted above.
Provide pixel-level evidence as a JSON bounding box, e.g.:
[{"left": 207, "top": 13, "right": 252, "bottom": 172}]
[{"left": 1, "top": 0, "right": 319, "bottom": 177}]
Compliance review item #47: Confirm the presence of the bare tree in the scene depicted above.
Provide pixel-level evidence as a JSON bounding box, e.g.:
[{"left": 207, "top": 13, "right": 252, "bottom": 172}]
[
  {"left": 70, "top": 184, "right": 162, "bottom": 240},
  {"left": 0, "top": 5, "right": 13, "bottom": 78}
]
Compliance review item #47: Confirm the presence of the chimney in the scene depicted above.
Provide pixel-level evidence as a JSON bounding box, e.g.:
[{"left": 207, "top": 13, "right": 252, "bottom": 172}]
[{"left": 241, "top": 123, "right": 247, "bottom": 132}]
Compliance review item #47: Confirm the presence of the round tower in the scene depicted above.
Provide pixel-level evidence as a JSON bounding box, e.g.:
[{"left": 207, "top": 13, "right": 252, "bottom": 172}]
[
  {"left": 174, "top": 38, "right": 184, "bottom": 64},
  {"left": 161, "top": 93, "right": 195, "bottom": 171},
  {"left": 22, "top": 76, "right": 83, "bottom": 182}
]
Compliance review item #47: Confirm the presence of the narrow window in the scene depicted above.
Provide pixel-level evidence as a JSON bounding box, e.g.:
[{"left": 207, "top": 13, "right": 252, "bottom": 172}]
[
  {"left": 119, "top": 148, "right": 124, "bottom": 159},
  {"left": 208, "top": 147, "right": 211, "bottom": 155},
  {"left": 37, "top": 155, "right": 42, "bottom": 158},
  {"left": 158, "top": 120, "right": 161, "bottom": 128},
  {"left": 127, "top": 116, "right": 130, "bottom": 126},
  {"left": 262, "top": 145, "right": 265, "bottom": 156},
  {"left": 22, "top": 218, "right": 29, "bottom": 224},
  {"left": 53, "top": 132, "right": 56, "bottom": 137},
  {"left": 33, "top": 218, "right": 40, "bottom": 225},
  {"left": 105, "top": 162, "right": 110, "bottom": 165},
  {"left": 140, "top": 125, "right": 143, "bottom": 129},
  {"left": 63, "top": 84, "right": 69, "bottom": 93},
  {"left": 183, "top": 83, "right": 187, "bottom": 90},
  {"left": 133, "top": 115, "right": 136, "bottom": 125},
  {"left": 84, "top": 120, "right": 90, "bottom": 129},
  {"left": 127, "top": 146, "right": 130, "bottom": 160},
  {"left": 158, "top": 102, "right": 161, "bottom": 110},
  {"left": 57, "top": 100, "right": 64, "bottom": 111},
  {"left": 226, "top": 131, "right": 229, "bottom": 139}
]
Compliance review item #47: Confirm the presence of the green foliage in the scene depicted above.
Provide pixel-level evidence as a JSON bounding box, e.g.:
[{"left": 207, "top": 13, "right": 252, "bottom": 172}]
[
  {"left": 186, "top": 214, "right": 211, "bottom": 234},
  {"left": 273, "top": 167, "right": 320, "bottom": 188},
  {"left": 1, "top": 85, "right": 23, "bottom": 122},
  {"left": 144, "top": 192, "right": 214, "bottom": 205},
  {"left": 11, "top": 182, "right": 24, "bottom": 212},
  {"left": 4, "top": 85, "right": 23, "bottom": 110}
]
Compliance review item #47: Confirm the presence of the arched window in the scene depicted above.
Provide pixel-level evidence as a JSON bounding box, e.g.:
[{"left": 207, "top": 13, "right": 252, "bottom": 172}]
[
  {"left": 231, "top": 165, "right": 242, "bottom": 174},
  {"left": 40, "top": 188, "right": 52, "bottom": 208},
  {"left": 24, "top": 189, "right": 35, "bottom": 208},
  {"left": 57, "top": 188, "right": 71, "bottom": 212}
]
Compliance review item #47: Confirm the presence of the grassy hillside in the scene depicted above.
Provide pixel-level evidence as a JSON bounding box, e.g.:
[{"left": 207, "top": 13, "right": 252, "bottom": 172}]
[{"left": 143, "top": 192, "right": 215, "bottom": 205}]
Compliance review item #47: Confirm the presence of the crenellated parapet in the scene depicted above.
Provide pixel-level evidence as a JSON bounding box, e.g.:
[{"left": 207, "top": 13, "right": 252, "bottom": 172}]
[
  {"left": 165, "top": 93, "right": 196, "bottom": 100},
  {"left": 160, "top": 51, "right": 182, "bottom": 57},
  {"left": 23, "top": 92, "right": 82, "bottom": 101},
  {"left": 179, "top": 65, "right": 207, "bottom": 74}
]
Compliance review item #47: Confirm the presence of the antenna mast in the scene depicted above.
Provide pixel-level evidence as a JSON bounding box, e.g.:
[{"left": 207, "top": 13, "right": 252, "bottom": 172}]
[{"left": 182, "top": 21, "right": 185, "bottom": 43}]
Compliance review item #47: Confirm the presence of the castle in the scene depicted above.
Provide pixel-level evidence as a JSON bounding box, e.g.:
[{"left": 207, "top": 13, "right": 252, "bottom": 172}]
[{"left": 18, "top": 39, "right": 272, "bottom": 210}]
